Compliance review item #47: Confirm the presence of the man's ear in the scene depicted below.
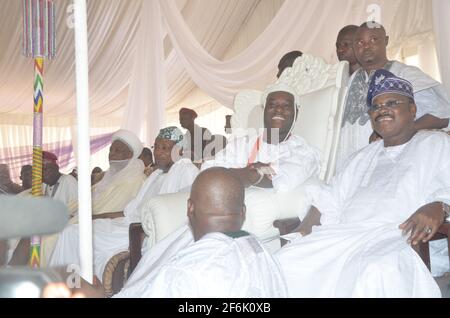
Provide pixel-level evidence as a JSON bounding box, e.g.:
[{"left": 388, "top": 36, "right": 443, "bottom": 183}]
[
  {"left": 385, "top": 36, "right": 389, "bottom": 47},
  {"left": 409, "top": 102, "right": 417, "bottom": 118},
  {"left": 241, "top": 204, "right": 247, "bottom": 223},
  {"left": 187, "top": 198, "right": 194, "bottom": 217}
]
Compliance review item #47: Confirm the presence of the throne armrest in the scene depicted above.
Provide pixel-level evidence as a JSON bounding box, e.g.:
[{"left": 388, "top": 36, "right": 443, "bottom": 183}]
[
  {"left": 273, "top": 217, "right": 302, "bottom": 247},
  {"left": 273, "top": 217, "right": 302, "bottom": 236}
]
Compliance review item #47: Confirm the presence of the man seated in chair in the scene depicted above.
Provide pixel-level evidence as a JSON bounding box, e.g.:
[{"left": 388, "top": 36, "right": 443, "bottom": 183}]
[
  {"left": 34, "top": 130, "right": 148, "bottom": 266},
  {"left": 276, "top": 70, "right": 450, "bottom": 297},
  {"left": 9, "top": 151, "right": 78, "bottom": 266},
  {"left": 337, "top": 22, "right": 450, "bottom": 171},
  {"left": 202, "top": 83, "right": 321, "bottom": 193},
  {"left": 115, "top": 167, "right": 287, "bottom": 298},
  {"left": 49, "top": 127, "right": 199, "bottom": 282}
]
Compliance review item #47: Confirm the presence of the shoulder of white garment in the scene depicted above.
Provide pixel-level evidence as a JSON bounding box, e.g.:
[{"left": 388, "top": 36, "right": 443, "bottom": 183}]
[
  {"left": 168, "top": 233, "right": 236, "bottom": 266},
  {"left": 173, "top": 157, "right": 198, "bottom": 168},
  {"left": 61, "top": 174, "right": 78, "bottom": 186},
  {"left": 169, "top": 159, "right": 199, "bottom": 179},
  {"left": 412, "top": 130, "right": 450, "bottom": 149},
  {"left": 283, "top": 134, "right": 322, "bottom": 157},
  {"left": 391, "top": 61, "right": 440, "bottom": 92}
]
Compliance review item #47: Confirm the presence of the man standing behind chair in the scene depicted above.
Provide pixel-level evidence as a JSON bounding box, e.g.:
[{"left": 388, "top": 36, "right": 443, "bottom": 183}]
[
  {"left": 179, "top": 107, "right": 212, "bottom": 163},
  {"left": 276, "top": 70, "right": 449, "bottom": 297},
  {"left": 202, "top": 83, "right": 321, "bottom": 193},
  {"left": 276, "top": 51, "right": 303, "bottom": 79},
  {"left": 336, "top": 22, "right": 450, "bottom": 170},
  {"left": 336, "top": 25, "right": 361, "bottom": 76}
]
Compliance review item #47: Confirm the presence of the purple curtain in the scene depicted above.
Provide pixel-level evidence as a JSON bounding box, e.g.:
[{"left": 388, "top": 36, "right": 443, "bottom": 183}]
[{"left": 1, "top": 133, "right": 113, "bottom": 182}]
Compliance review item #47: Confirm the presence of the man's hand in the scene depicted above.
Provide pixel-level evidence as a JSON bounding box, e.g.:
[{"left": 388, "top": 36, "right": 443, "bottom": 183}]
[
  {"left": 298, "top": 222, "right": 313, "bottom": 236},
  {"left": 399, "top": 202, "right": 445, "bottom": 245},
  {"left": 249, "top": 162, "right": 276, "bottom": 180},
  {"left": 297, "top": 206, "right": 322, "bottom": 237},
  {"left": 369, "top": 131, "right": 382, "bottom": 143},
  {"left": 229, "top": 162, "right": 274, "bottom": 188},
  {"left": 42, "top": 276, "right": 105, "bottom": 298}
]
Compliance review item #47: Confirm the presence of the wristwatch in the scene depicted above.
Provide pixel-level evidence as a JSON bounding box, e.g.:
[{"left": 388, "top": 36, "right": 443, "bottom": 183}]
[
  {"left": 252, "top": 167, "right": 265, "bottom": 186},
  {"left": 443, "top": 202, "right": 450, "bottom": 222}
]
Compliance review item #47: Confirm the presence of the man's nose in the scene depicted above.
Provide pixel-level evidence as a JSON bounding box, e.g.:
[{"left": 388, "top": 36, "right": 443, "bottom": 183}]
[{"left": 275, "top": 104, "right": 285, "bottom": 113}]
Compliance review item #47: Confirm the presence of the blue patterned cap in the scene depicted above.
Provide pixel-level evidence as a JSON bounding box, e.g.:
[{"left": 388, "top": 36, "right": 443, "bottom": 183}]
[
  {"left": 367, "top": 69, "right": 414, "bottom": 107},
  {"left": 157, "top": 126, "right": 184, "bottom": 146}
]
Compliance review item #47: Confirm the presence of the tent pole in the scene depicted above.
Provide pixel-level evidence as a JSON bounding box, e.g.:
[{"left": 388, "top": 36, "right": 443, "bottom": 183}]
[{"left": 73, "top": 0, "right": 93, "bottom": 284}]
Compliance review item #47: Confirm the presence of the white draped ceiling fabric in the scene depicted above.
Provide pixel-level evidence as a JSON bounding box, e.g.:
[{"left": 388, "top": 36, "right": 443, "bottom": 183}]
[
  {"left": 433, "top": 0, "right": 450, "bottom": 95},
  {"left": 0, "top": 0, "right": 446, "bottom": 176},
  {"left": 124, "top": 0, "right": 440, "bottom": 144},
  {"left": 122, "top": 0, "right": 166, "bottom": 145}
]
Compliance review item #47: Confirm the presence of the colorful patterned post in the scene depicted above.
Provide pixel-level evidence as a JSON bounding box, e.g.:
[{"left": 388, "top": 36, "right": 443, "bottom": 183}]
[{"left": 22, "top": 0, "right": 56, "bottom": 268}]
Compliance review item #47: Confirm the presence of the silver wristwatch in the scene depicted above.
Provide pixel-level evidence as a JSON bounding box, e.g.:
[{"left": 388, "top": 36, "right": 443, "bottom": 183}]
[{"left": 443, "top": 203, "right": 450, "bottom": 222}]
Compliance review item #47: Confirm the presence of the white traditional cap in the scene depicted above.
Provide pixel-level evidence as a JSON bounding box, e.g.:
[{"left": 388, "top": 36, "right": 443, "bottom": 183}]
[
  {"left": 111, "top": 129, "right": 143, "bottom": 159},
  {"left": 261, "top": 82, "right": 300, "bottom": 109}
]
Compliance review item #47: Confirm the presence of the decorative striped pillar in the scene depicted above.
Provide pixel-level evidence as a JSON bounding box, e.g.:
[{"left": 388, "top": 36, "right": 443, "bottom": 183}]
[{"left": 22, "top": 0, "right": 56, "bottom": 268}]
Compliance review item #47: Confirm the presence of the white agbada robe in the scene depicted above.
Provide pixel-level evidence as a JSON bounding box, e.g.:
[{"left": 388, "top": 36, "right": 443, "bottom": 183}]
[
  {"left": 115, "top": 225, "right": 287, "bottom": 298},
  {"left": 201, "top": 134, "right": 321, "bottom": 193},
  {"left": 49, "top": 159, "right": 198, "bottom": 281},
  {"left": 43, "top": 174, "right": 78, "bottom": 208},
  {"left": 337, "top": 61, "right": 450, "bottom": 171},
  {"left": 277, "top": 131, "right": 449, "bottom": 298}
]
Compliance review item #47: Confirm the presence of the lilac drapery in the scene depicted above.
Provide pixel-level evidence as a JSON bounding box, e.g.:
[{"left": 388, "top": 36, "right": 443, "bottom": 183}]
[{"left": 1, "top": 132, "right": 113, "bottom": 182}]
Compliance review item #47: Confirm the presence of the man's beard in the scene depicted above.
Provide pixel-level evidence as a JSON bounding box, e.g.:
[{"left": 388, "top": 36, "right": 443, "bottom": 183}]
[{"left": 108, "top": 159, "right": 130, "bottom": 175}]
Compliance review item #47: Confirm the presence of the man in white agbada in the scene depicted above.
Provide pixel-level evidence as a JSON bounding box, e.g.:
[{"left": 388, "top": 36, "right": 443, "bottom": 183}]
[
  {"left": 8, "top": 151, "right": 78, "bottom": 265},
  {"left": 42, "top": 151, "right": 78, "bottom": 207},
  {"left": 202, "top": 83, "right": 321, "bottom": 193},
  {"left": 336, "top": 22, "right": 450, "bottom": 170},
  {"left": 115, "top": 168, "right": 287, "bottom": 298},
  {"left": 38, "top": 130, "right": 147, "bottom": 267},
  {"left": 277, "top": 70, "right": 449, "bottom": 298},
  {"left": 49, "top": 127, "right": 199, "bottom": 281},
  {"left": 87, "top": 129, "right": 147, "bottom": 216}
]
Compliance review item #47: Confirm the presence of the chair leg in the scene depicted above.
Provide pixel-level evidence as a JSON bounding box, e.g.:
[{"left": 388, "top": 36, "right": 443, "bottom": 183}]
[
  {"left": 413, "top": 242, "right": 431, "bottom": 271},
  {"left": 447, "top": 237, "right": 450, "bottom": 268}
]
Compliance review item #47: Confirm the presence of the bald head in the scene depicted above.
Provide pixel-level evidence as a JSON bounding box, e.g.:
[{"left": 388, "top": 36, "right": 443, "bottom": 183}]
[
  {"left": 359, "top": 21, "right": 386, "bottom": 36},
  {"left": 188, "top": 167, "right": 246, "bottom": 241}
]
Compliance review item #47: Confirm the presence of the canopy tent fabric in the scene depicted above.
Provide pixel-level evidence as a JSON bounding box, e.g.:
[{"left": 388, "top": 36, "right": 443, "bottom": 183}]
[
  {"left": 0, "top": 0, "right": 447, "bottom": 172},
  {"left": 433, "top": 0, "right": 450, "bottom": 95}
]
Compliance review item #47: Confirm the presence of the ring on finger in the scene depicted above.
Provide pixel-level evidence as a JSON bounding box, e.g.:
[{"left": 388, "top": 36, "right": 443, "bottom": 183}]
[{"left": 423, "top": 227, "right": 433, "bottom": 234}]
